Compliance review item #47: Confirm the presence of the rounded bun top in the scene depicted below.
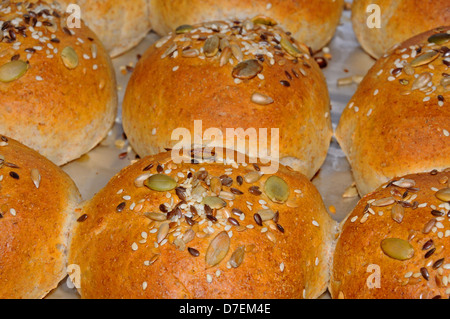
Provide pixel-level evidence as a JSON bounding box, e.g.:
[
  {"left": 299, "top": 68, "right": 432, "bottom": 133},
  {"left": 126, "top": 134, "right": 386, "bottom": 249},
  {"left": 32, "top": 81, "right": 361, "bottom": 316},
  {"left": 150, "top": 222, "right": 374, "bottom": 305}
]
[
  {"left": 123, "top": 18, "right": 332, "bottom": 179},
  {"left": 149, "top": 0, "right": 344, "bottom": 52},
  {"left": 352, "top": 0, "right": 450, "bottom": 58},
  {"left": 0, "top": 135, "right": 80, "bottom": 298},
  {"left": 49, "top": 0, "right": 152, "bottom": 57},
  {"left": 0, "top": 0, "right": 117, "bottom": 165},
  {"left": 336, "top": 27, "right": 450, "bottom": 196},
  {"left": 69, "top": 149, "right": 336, "bottom": 299},
  {"left": 331, "top": 168, "right": 450, "bottom": 299}
]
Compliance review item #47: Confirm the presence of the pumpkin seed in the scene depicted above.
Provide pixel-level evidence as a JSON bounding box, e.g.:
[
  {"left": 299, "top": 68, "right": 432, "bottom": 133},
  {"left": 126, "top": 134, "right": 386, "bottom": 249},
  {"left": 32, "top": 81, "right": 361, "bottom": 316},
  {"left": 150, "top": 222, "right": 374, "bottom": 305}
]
[
  {"left": 202, "top": 196, "right": 226, "bottom": 209},
  {"left": 0, "top": 60, "right": 27, "bottom": 82},
  {"left": 428, "top": 33, "right": 450, "bottom": 45},
  {"left": 232, "top": 59, "right": 262, "bottom": 79},
  {"left": 205, "top": 231, "right": 230, "bottom": 267},
  {"left": 175, "top": 24, "right": 193, "bottom": 34},
  {"left": 219, "top": 46, "right": 232, "bottom": 67},
  {"left": 251, "top": 92, "right": 274, "bottom": 105},
  {"left": 411, "top": 72, "right": 432, "bottom": 90},
  {"left": 391, "top": 204, "right": 404, "bottom": 223},
  {"left": 229, "top": 246, "right": 245, "bottom": 268},
  {"left": 244, "top": 171, "right": 262, "bottom": 184},
  {"left": 230, "top": 42, "right": 243, "bottom": 62},
  {"left": 280, "top": 38, "right": 302, "bottom": 58},
  {"left": 61, "top": 46, "right": 78, "bottom": 69},
  {"left": 265, "top": 176, "right": 290, "bottom": 203},
  {"left": 381, "top": 238, "right": 414, "bottom": 260},
  {"left": 371, "top": 197, "right": 395, "bottom": 207},
  {"left": 410, "top": 51, "right": 439, "bottom": 67},
  {"left": 157, "top": 222, "right": 169, "bottom": 243},
  {"left": 435, "top": 188, "right": 450, "bottom": 202},
  {"left": 203, "top": 35, "right": 220, "bottom": 57},
  {"left": 258, "top": 209, "right": 275, "bottom": 221},
  {"left": 251, "top": 15, "right": 277, "bottom": 26},
  {"left": 145, "top": 212, "right": 167, "bottom": 221},
  {"left": 144, "top": 174, "right": 177, "bottom": 192}
]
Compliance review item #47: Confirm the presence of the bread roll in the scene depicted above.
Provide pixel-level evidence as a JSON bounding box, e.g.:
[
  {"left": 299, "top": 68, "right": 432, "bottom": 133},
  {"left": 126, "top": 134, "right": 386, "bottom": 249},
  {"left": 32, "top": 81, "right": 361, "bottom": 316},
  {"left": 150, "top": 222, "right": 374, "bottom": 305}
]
[
  {"left": 50, "top": 0, "right": 152, "bottom": 57},
  {"left": 69, "top": 149, "right": 336, "bottom": 299},
  {"left": 0, "top": 1, "right": 117, "bottom": 165},
  {"left": 335, "top": 27, "right": 450, "bottom": 196},
  {"left": 0, "top": 135, "right": 81, "bottom": 299},
  {"left": 123, "top": 19, "right": 332, "bottom": 179},
  {"left": 149, "top": 0, "right": 344, "bottom": 52},
  {"left": 331, "top": 169, "right": 450, "bottom": 299},
  {"left": 352, "top": 0, "right": 450, "bottom": 58}
]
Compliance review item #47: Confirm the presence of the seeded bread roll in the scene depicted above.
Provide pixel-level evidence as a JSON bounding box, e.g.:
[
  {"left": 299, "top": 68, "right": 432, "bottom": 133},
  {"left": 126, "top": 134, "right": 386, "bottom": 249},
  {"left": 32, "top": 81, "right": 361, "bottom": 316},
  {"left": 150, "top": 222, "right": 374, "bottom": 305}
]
[
  {"left": 48, "top": 0, "right": 152, "bottom": 57},
  {"left": 331, "top": 169, "right": 450, "bottom": 299},
  {"left": 335, "top": 27, "right": 450, "bottom": 196},
  {"left": 0, "top": 1, "right": 117, "bottom": 165},
  {"left": 352, "top": 0, "right": 450, "bottom": 58},
  {"left": 0, "top": 135, "right": 81, "bottom": 299},
  {"left": 69, "top": 149, "right": 337, "bottom": 299},
  {"left": 148, "top": 0, "right": 344, "bottom": 52},
  {"left": 123, "top": 19, "right": 332, "bottom": 179}
]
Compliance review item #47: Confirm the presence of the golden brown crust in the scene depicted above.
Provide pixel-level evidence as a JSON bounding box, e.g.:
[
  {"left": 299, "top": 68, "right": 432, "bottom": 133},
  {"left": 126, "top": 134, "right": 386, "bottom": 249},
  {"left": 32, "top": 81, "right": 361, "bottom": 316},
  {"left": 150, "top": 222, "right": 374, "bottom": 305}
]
[
  {"left": 352, "top": 0, "right": 450, "bottom": 58},
  {"left": 149, "top": 0, "right": 344, "bottom": 52},
  {"left": 50, "top": 0, "right": 152, "bottom": 57},
  {"left": 123, "top": 19, "right": 332, "bottom": 180},
  {"left": 0, "top": 1, "right": 117, "bottom": 165},
  {"left": 69, "top": 149, "right": 336, "bottom": 299},
  {"left": 331, "top": 169, "right": 450, "bottom": 299},
  {"left": 0, "top": 135, "right": 81, "bottom": 299},
  {"left": 335, "top": 27, "right": 450, "bottom": 196}
]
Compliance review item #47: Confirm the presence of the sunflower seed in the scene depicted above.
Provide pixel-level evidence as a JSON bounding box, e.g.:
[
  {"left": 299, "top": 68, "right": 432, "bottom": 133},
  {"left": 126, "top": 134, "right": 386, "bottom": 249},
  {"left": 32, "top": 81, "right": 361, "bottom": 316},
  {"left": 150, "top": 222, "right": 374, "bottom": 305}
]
[
  {"left": 391, "top": 203, "right": 405, "bottom": 223},
  {"left": 411, "top": 72, "right": 432, "bottom": 90},
  {"left": 258, "top": 209, "right": 275, "bottom": 221},
  {"left": 157, "top": 222, "right": 169, "bottom": 243},
  {"left": 219, "top": 46, "right": 232, "bottom": 66},
  {"left": 230, "top": 42, "right": 243, "bottom": 62},
  {"left": 210, "top": 177, "right": 222, "bottom": 195},
  {"left": 244, "top": 171, "right": 261, "bottom": 184},
  {"left": 371, "top": 197, "right": 395, "bottom": 207},
  {"left": 181, "top": 48, "right": 199, "bottom": 58},
  {"left": 435, "top": 188, "right": 450, "bottom": 202},
  {"left": 161, "top": 43, "right": 177, "bottom": 59},
  {"left": 229, "top": 246, "right": 245, "bottom": 268},
  {"left": 0, "top": 60, "right": 28, "bottom": 82},
  {"left": 134, "top": 173, "right": 153, "bottom": 188},
  {"left": 251, "top": 92, "right": 274, "bottom": 105},
  {"left": 392, "top": 179, "right": 416, "bottom": 188},
  {"left": 61, "top": 46, "right": 78, "bottom": 69},
  {"left": 423, "top": 219, "right": 437, "bottom": 234},
  {"left": 265, "top": 176, "right": 290, "bottom": 203},
  {"left": 145, "top": 212, "right": 167, "bottom": 221},
  {"left": 381, "top": 238, "right": 414, "bottom": 260},
  {"left": 31, "top": 168, "right": 40, "bottom": 189},
  {"left": 202, "top": 196, "right": 226, "bottom": 209},
  {"left": 205, "top": 231, "right": 230, "bottom": 267}
]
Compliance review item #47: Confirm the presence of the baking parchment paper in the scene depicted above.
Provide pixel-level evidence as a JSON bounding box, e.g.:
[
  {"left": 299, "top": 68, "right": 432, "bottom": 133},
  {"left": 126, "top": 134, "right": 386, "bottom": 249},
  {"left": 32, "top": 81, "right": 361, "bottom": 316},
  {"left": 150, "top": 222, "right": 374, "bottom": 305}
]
[{"left": 47, "top": 8, "right": 376, "bottom": 299}]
